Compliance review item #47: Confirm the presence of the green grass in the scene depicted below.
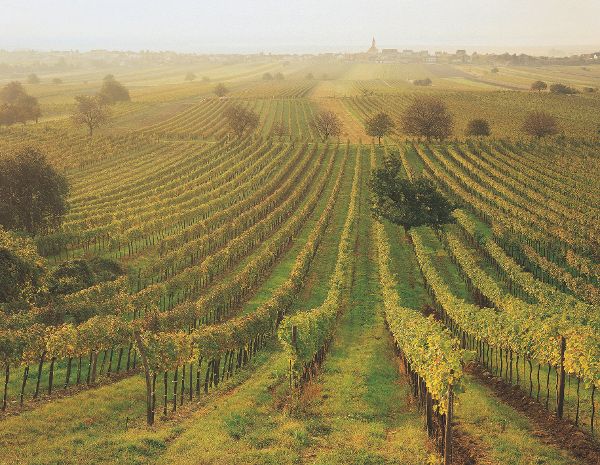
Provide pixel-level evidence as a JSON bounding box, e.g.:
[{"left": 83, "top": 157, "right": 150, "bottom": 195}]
[
  {"left": 456, "top": 372, "right": 579, "bottom": 465},
  {"left": 304, "top": 151, "right": 432, "bottom": 465}
]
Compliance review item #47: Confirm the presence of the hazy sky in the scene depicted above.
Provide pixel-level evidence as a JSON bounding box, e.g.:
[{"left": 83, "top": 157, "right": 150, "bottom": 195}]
[{"left": 1, "top": 0, "right": 599, "bottom": 54}]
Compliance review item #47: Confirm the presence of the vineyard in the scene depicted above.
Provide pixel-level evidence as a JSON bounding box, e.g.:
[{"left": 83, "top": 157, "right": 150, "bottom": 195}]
[{"left": 0, "top": 58, "right": 599, "bottom": 465}]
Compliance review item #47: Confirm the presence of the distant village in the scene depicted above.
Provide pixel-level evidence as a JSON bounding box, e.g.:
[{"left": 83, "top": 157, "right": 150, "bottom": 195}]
[
  {"left": 341, "top": 37, "right": 472, "bottom": 64},
  {"left": 1, "top": 40, "right": 599, "bottom": 77},
  {"left": 320, "top": 37, "right": 600, "bottom": 66}
]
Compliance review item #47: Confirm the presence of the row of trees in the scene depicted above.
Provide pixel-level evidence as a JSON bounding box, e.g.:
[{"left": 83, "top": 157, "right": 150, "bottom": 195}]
[
  {"left": 530, "top": 80, "right": 596, "bottom": 94},
  {"left": 221, "top": 97, "right": 561, "bottom": 142},
  {"left": 363, "top": 96, "right": 560, "bottom": 141}
]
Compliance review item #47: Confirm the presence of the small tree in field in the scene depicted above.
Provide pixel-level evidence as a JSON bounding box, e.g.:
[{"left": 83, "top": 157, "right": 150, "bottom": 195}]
[
  {"left": 99, "top": 76, "right": 130, "bottom": 104},
  {"left": 214, "top": 83, "right": 228, "bottom": 98},
  {"left": 274, "top": 72, "right": 284, "bottom": 81},
  {"left": 466, "top": 118, "right": 491, "bottom": 137},
  {"left": 369, "top": 154, "right": 455, "bottom": 231},
  {"left": 271, "top": 121, "right": 288, "bottom": 139},
  {"left": 202, "top": 76, "right": 210, "bottom": 83},
  {"left": 223, "top": 104, "right": 259, "bottom": 138},
  {"left": 365, "top": 112, "right": 395, "bottom": 144},
  {"left": 312, "top": 110, "right": 342, "bottom": 141},
  {"left": 72, "top": 95, "right": 110, "bottom": 136},
  {"left": 522, "top": 111, "right": 559, "bottom": 138},
  {"left": 262, "top": 72, "right": 273, "bottom": 81},
  {"left": 530, "top": 80, "right": 547, "bottom": 92},
  {"left": 401, "top": 96, "right": 453, "bottom": 140},
  {"left": 185, "top": 72, "right": 196, "bottom": 81}
]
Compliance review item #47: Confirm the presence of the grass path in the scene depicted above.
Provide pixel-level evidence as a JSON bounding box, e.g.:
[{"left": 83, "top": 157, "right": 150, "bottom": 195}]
[{"left": 301, "top": 151, "right": 432, "bottom": 465}]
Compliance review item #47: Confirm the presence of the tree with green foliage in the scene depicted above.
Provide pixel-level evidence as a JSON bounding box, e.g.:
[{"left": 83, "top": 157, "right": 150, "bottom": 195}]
[
  {"left": 466, "top": 118, "right": 491, "bottom": 137},
  {"left": 0, "top": 227, "right": 47, "bottom": 305},
  {"left": 201, "top": 76, "right": 210, "bottom": 83},
  {"left": 98, "top": 75, "right": 130, "bottom": 103},
  {"left": 185, "top": 72, "right": 196, "bottom": 81},
  {"left": 369, "top": 154, "right": 455, "bottom": 231},
  {"left": 530, "top": 80, "right": 547, "bottom": 92},
  {"left": 365, "top": 112, "right": 395, "bottom": 144},
  {"left": 522, "top": 111, "right": 559, "bottom": 138},
  {"left": 223, "top": 103, "right": 259, "bottom": 137},
  {"left": 52, "top": 78, "right": 63, "bottom": 85},
  {"left": 262, "top": 72, "right": 273, "bottom": 81},
  {"left": 214, "top": 82, "right": 228, "bottom": 97},
  {"left": 0, "top": 147, "right": 69, "bottom": 235},
  {"left": 72, "top": 95, "right": 110, "bottom": 136},
  {"left": 305, "top": 72, "right": 314, "bottom": 80},
  {"left": 401, "top": 96, "right": 453, "bottom": 140}
]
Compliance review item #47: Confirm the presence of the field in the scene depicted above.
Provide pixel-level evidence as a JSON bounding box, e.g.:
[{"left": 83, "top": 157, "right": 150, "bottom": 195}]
[{"left": 0, "top": 57, "right": 599, "bottom": 465}]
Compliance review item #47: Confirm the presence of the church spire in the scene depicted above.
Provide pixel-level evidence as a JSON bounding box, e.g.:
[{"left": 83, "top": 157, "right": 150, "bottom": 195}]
[{"left": 368, "top": 36, "right": 378, "bottom": 54}]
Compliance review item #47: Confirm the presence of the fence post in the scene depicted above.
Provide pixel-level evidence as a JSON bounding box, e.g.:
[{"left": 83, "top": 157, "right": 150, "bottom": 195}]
[
  {"left": 290, "top": 325, "right": 298, "bottom": 388},
  {"left": 557, "top": 336, "right": 566, "bottom": 419},
  {"left": 444, "top": 385, "right": 454, "bottom": 465}
]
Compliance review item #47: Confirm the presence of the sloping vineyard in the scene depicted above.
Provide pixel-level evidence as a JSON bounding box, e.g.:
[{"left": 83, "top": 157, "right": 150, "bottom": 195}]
[{"left": 1, "top": 62, "right": 599, "bottom": 465}]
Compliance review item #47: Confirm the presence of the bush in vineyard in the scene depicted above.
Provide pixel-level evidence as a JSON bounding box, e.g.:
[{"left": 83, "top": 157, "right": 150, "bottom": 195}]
[{"left": 0, "top": 228, "right": 47, "bottom": 307}]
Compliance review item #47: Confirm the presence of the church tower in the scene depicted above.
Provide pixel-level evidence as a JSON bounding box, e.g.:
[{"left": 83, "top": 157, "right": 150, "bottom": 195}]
[{"left": 367, "top": 37, "right": 378, "bottom": 54}]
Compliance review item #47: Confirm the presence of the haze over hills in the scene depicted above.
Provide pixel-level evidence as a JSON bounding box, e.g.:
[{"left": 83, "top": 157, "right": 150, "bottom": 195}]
[{"left": 1, "top": 0, "right": 599, "bottom": 54}]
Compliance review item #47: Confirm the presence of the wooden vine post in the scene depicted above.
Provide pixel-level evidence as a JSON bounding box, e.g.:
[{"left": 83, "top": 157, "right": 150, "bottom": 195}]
[
  {"left": 557, "top": 336, "right": 566, "bottom": 419},
  {"left": 444, "top": 383, "right": 454, "bottom": 465},
  {"left": 133, "top": 330, "right": 154, "bottom": 426},
  {"left": 290, "top": 325, "right": 297, "bottom": 388}
]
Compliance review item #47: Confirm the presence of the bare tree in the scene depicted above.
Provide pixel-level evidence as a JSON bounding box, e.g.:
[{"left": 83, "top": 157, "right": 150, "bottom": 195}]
[
  {"left": 522, "top": 111, "right": 559, "bottom": 138},
  {"left": 223, "top": 103, "right": 259, "bottom": 138},
  {"left": 312, "top": 110, "right": 342, "bottom": 141},
  {"left": 214, "top": 83, "right": 229, "bottom": 98},
  {"left": 72, "top": 95, "right": 110, "bottom": 137},
  {"left": 401, "top": 96, "right": 453, "bottom": 140},
  {"left": 365, "top": 112, "right": 395, "bottom": 144}
]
